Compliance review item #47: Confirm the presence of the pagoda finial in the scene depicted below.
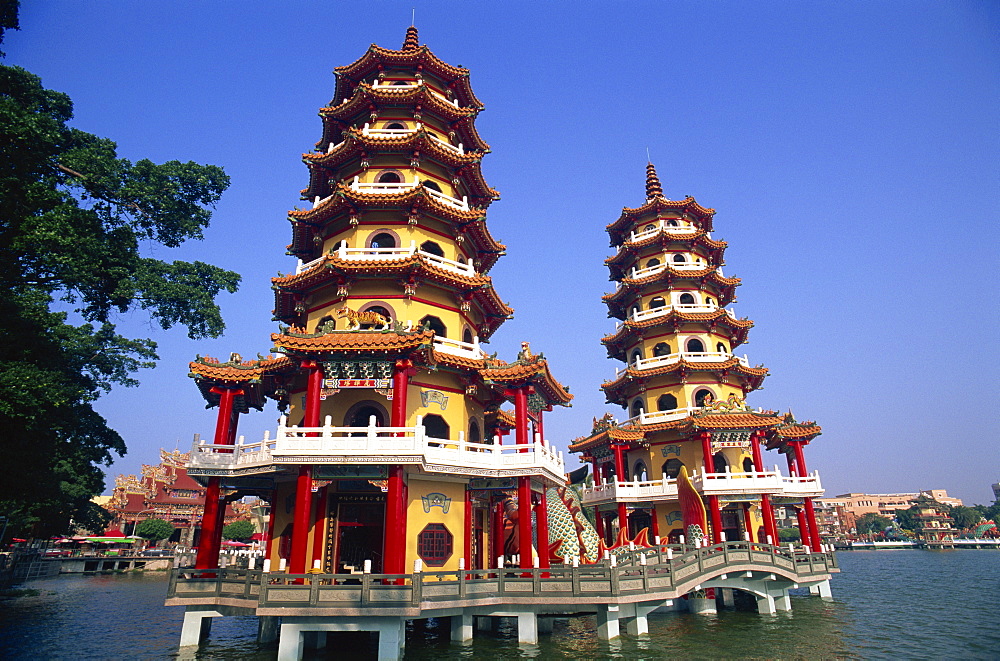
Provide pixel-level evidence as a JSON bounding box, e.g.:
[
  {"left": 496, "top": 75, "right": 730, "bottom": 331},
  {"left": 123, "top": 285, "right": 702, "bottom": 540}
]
[
  {"left": 645, "top": 162, "right": 663, "bottom": 200},
  {"left": 402, "top": 25, "right": 419, "bottom": 51}
]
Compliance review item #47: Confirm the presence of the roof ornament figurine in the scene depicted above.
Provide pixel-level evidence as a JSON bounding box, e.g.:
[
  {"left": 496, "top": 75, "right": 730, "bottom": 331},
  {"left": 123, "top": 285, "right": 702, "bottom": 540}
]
[
  {"left": 402, "top": 25, "right": 419, "bottom": 51},
  {"left": 645, "top": 161, "right": 664, "bottom": 200}
]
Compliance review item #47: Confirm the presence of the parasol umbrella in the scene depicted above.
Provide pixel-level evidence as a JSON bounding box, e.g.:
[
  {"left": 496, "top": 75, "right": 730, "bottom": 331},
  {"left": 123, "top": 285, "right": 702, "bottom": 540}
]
[
  {"left": 222, "top": 540, "right": 250, "bottom": 547},
  {"left": 12, "top": 538, "right": 27, "bottom": 542}
]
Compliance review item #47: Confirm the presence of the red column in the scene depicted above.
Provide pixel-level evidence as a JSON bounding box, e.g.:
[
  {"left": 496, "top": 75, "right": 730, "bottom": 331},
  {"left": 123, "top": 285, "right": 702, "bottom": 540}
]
[
  {"left": 595, "top": 507, "right": 606, "bottom": 542},
  {"left": 802, "top": 498, "right": 823, "bottom": 550},
  {"left": 795, "top": 507, "right": 809, "bottom": 546},
  {"left": 700, "top": 432, "right": 723, "bottom": 543},
  {"left": 785, "top": 450, "right": 798, "bottom": 476},
  {"left": 290, "top": 364, "right": 323, "bottom": 575},
  {"left": 383, "top": 360, "right": 412, "bottom": 577},
  {"left": 194, "top": 477, "right": 222, "bottom": 570},
  {"left": 742, "top": 503, "right": 754, "bottom": 541},
  {"left": 535, "top": 491, "right": 550, "bottom": 571},
  {"left": 650, "top": 507, "right": 660, "bottom": 541},
  {"left": 750, "top": 431, "right": 779, "bottom": 544},
  {"left": 612, "top": 443, "right": 629, "bottom": 533},
  {"left": 511, "top": 386, "right": 529, "bottom": 452},
  {"left": 590, "top": 457, "right": 600, "bottom": 482},
  {"left": 518, "top": 477, "right": 533, "bottom": 572},
  {"left": 265, "top": 490, "right": 278, "bottom": 559},
  {"left": 464, "top": 487, "right": 473, "bottom": 573}
]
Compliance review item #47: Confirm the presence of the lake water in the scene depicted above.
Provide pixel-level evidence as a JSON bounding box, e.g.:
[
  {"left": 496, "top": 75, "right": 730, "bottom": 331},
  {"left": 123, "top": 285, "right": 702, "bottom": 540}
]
[{"left": 1, "top": 550, "right": 997, "bottom": 659}]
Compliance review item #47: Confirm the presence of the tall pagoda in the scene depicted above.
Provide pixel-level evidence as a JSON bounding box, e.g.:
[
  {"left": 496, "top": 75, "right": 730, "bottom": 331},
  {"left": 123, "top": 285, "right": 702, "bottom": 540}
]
[
  {"left": 184, "top": 28, "right": 571, "bottom": 577},
  {"left": 570, "top": 164, "right": 825, "bottom": 549}
]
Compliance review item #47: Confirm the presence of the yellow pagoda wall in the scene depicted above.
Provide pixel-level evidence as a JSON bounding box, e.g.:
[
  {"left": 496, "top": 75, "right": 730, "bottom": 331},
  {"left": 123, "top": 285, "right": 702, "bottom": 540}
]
[{"left": 404, "top": 477, "right": 467, "bottom": 571}]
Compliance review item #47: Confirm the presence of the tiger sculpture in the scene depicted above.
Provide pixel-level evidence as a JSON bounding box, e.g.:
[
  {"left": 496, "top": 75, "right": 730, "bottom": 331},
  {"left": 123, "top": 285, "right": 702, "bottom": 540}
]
[{"left": 335, "top": 306, "right": 391, "bottom": 331}]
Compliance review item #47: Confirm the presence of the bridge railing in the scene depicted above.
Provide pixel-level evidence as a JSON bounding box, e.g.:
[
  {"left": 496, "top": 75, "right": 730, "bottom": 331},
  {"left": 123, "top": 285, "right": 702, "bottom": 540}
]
[{"left": 167, "top": 542, "right": 838, "bottom": 609}]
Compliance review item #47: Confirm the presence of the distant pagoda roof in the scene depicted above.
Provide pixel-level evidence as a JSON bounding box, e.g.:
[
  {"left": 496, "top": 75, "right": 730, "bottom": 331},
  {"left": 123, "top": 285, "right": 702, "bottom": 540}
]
[
  {"left": 601, "top": 310, "right": 754, "bottom": 358},
  {"left": 607, "top": 196, "right": 716, "bottom": 246}
]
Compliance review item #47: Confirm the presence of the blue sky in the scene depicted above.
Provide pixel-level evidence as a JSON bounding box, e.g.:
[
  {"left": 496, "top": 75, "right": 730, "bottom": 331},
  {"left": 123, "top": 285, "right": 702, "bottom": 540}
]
[{"left": 7, "top": 2, "right": 998, "bottom": 505}]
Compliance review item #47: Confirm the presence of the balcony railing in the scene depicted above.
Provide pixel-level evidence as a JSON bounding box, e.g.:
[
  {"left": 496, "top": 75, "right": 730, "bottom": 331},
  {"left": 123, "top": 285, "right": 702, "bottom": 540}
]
[
  {"left": 615, "top": 351, "right": 749, "bottom": 377},
  {"left": 347, "top": 176, "right": 469, "bottom": 211},
  {"left": 616, "top": 304, "right": 736, "bottom": 327},
  {"left": 581, "top": 469, "right": 823, "bottom": 504},
  {"left": 369, "top": 79, "right": 461, "bottom": 107},
  {"left": 294, "top": 241, "right": 475, "bottom": 276},
  {"left": 627, "top": 219, "right": 700, "bottom": 243},
  {"left": 432, "top": 335, "right": 486, "bottom": 359},
  {"left": 188, "top": 416, "right": 565, "bottom": 479}
]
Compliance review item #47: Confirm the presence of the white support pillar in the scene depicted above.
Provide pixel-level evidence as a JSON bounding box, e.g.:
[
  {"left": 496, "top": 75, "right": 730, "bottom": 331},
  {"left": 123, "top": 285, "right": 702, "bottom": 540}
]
[
  {"left": 179, "top": 609, "right": 222, "bottom": 647},
  {"left": 277, "top": 623, "right": 304, "bottom": 661},
  {"left": 625, "top": 603, "right": 658, "bottom": 635},
  {"left": 596, "top": 604, "right": 620, "bottom": 640},
  {"left": 517, "top": 612, "right": 538, "bottom": 644},
  {"left": 451, "top": 613, "right": 473, "bottom": 642},
  {"left": 816, "top": 579, "right": 833, "bottom": 600},
  {"left": 773, "top": 587, "right": 792, "bottom": 612},
  {"left": 756, "top": 593, "right": 777, "bottom": 615},
  {"left": 721, "top": 588, "right": 736, "bottom": 608},
  {"left": 688, "top": 593, "right": 717, "bottom": 615}
]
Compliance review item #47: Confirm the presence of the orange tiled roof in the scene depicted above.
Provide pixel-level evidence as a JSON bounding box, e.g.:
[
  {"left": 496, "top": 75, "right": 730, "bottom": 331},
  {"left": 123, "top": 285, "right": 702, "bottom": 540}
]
[
  {"left": 188, "top": 354, "right": 296, "bottom": 412},
  {"left": 601, "top": 360, "right": 768, "bottom": 404},
  {"left": 602, "top": 272, "right": 740, "bottom": 313},
  {"left": 304, "top": 126, "right": 484, "bottom": 171},
  {"left": 333, "top": 36, "right": 484, "bottom": 111},
  {"left": 271, "top": 252, "right": 494, "bottom": 290},
  {"left": 604, "top": 231, "right": 727, "bottom": 270},
  {"left": 601, "top": 312, "right": 753, "bottom": 358},
  {"left": 479, "top": 353, "right": 573, "bottom": 407},
  {"left": 289, "top": 182, "right": 486, "bottom": 224},
  {"left": 607, "top": 196, "right": 716, "bottom": 243},
  {"left": 271, "top": 328, "right": 436, "bottom": 355},
  {"left": 320, "top": 81, "right": 479, "bottom": 127}
]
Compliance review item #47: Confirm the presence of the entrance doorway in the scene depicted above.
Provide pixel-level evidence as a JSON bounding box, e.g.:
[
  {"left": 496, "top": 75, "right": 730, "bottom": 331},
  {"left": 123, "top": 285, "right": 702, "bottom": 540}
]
[{"left": 334, "top": 501, "right": 385, "bottom": 573}]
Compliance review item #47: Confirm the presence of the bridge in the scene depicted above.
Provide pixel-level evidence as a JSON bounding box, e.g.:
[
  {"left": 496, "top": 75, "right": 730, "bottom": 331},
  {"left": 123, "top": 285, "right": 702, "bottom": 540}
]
[{"left": 167, "top": 540, "right": 838, "bottom": 660}]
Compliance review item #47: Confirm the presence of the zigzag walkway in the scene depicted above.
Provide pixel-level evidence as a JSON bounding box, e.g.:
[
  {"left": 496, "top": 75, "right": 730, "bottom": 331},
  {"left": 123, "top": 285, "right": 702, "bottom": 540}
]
[{"left": 167, "top": 541, "right": 838, "bottom": 660}]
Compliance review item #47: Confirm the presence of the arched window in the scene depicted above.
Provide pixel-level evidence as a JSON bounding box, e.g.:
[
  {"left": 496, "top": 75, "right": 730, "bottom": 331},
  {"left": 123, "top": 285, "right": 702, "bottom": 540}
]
[
  {"left": 419, "top": 240, "right": 444, "bottom": 257},
  {"left": 662, "top": 458, "right": 684, "bottom": 479},
  {"left": 644, "top": 224, "right": 655, "bottom": 232},
  {"left": 673, "top": 253, "right": 687, "bottom": 263},
  {"left": 646, "top": 258, "right": 660, "bottom": 268},
  {"left": 743, "top": 457, "right": 755, "bottom": 474},
  {"left": 422, "top": 414, "right": 450, "bottom": 441},
  {"left": 630, "top": 399, "right": 645, "bottom": 419},
  {"left": 422, "top": 179, "right": 443, "bottom": 192},
  {"left": 469, "top": 419, "right": 481, "bottom": 445},
  {"left": 706, "top": 297, "right": 714, "bottom": 306},
  {"left": 345, "top": 402, "right": 388, "bottom": 428},
  {"left": 462, "top": 327, "right": 474, "bottom": 344},
  {"left": 686, "top": 338, "right": 706, "bottom": 353},
  {"left": 694, "top": 388, "right": 714, "bottom": 407},
  {"left": 653, "top": 342, "right": 671, "bottom": 357},
  {"left": 377, "top": 171, "right": 402, "bottom": 184},
  {"left": 713, "top": 452, "right": 728, "bottom": 474},
  {"left": 630, "top": 348, "right": 643, "bottom": 364},
  {"left": 384, "top": 121, "right": 405, "bottom": 130},
  {"left": 420, "top": 315, "right": 447, "bottom": 336},
  {"left": 657, "top": 394, "right": 677, "bottom": 411},
  {"left": 633, "top": 461, "right": 648, "bottom": 482},
  {"left": 666, "top": 219, "right": 679, "bottom": 227},
  {"left": 316, "top": 315, "right": 335, "bottom": 332},
  {"left": 716, "top": 342, "right": 727, "bottom": 353},
  {"left": 391, "top": 80, "right": 411, "bottom": 86},
  {"left": 370, "top": 232, "right": 396, "bottom": 249},
  {"left": 649, "top": 296, "right": 666, "bottom": 309},
  {"left": 679, "top": 293, "right": 696, "bottom": 305}
]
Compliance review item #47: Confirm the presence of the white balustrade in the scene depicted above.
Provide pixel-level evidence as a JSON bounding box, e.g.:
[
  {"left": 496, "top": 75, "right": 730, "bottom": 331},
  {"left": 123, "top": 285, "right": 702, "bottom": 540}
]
[
  {"left": 371, "top": 79, "right": 421, "bottom": 90},
  {"left": 581, "top": 468, "right": 823, "bottom": 503},
  {"left": 350, "top": 175, "right": 418, "bottom": 194},
  {"left": 627, "top": 219, "right": 698, "bottom": 243},
  {"left": 615, "top": 304, "right": 735, "bottom": 329},
  {"left": 424, "top": 186, "right": 469, "bottom": 210},
  {"left": 615, "top": 352, "right": 749, "bottom": 377},
  {"left": 361, "top": 121, "right": 420, "bottom": 137},
  {"left": 187, "top": 416, "right": 564, "bottom": 478},
  {"left": 428, "top": 132, "right": 464, "bottom": 154},
  {"left": 295, "top": 255, "right": 325, "bottom": 274},
  {"left": 432, "top": 335, "right": 485, "bottom": 359},
  {"left": 330, "top": 240, "right": 474, "bottom": 275}
]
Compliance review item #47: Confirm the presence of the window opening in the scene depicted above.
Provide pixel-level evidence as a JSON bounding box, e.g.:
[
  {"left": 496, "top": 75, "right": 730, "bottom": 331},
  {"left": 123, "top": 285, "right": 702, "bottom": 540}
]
[
  {"left": 420, "top": 315, "right": 446, "bottom": 336},
  {"left": 385, "top": 122, "right": 405, "bottom": 129},
  {"left": 657, "top": 394, "right": 677, "bottom": 411},
  {"left": 649, "top": 296, "right": 666, "bottom": 309},
  {"left": 376, "top": 171, "right": 402, "bottom": 184},
  {"left": 422, "top": 414, "right": 450, "bottom": 441},
  {"left": 694, "top": 389, "right": 714, "bottom": 407},
  {"left": 673, "top": 253, "right": 687, "bottom": 263},
  {"left": 679, "top": 293, "right": 696, "bottom": 305},
  {"left": 422, "top": 179, "right": 442, "bottom": 192},
  {"left": 662, "top": 458, "right": 685, "bottom": 479},
  {"left": 420, "top": 241, "right": 444, "bottom": 257},
  {"left": 653, "top": 342, "right": 671, "bottom": 357},
  {"left": 370, "top": 232, "right": 396, "bottom": 249},
  {"left": 713, "top": 452, "right": 729, "bottom": 474},
  {"left": 417, "top": 523, "right": 453, "bottom": 567},
  {"left": 646, "top": 258, "right": 660, "bottom": 268},
  {"left": 686, "top": 338, "right": 706, "bottom": 353}
]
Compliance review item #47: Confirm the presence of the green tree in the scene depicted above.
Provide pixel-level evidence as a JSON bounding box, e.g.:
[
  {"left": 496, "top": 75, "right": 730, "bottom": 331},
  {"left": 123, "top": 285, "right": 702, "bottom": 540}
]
[
  {"left": 949, "top": 506, "right": 981, "bottom": 531},
  {"left": 0, "top": 21, "right": 239, "bottom": 538},
  {"left": 778, "top": 527, "right": 800, "bottom": 542},
  {"left": 973, "top": 502, "right": 1000, "bottom": 523},
  {"left": 135, "top": 518, "right": 174, "bottom": 543},
  {"left": 855, "top": 513, "right": 892, "bottom": 535},
  {"left": 222, "top": 519, "right": 256, "bottom": 541}
]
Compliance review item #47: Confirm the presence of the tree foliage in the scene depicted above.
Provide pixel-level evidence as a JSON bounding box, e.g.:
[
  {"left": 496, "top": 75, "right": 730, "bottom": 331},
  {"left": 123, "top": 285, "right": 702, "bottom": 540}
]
[
  {"left": 0, "top": 60, "right": 239, "bottom": 538},
  {"left": 949, "top": 506, "right": 981, "bottom": 531},
  {"left": 136, "top": 518, "right": 174, "bottom": 542},
  {"left": 222, "top": 519, "right": 256, "bottom": 541},
  {"left": 855, "top": 513, "right": 892, "bottom": 535},
  {"left": 778, "top": 527, "right": 800, "bottom": 542}
]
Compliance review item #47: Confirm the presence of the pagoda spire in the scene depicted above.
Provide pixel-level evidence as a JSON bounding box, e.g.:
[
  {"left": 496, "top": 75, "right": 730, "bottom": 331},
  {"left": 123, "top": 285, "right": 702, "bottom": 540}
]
[
  {"left": 402, "top": 25, "right": 419, "bottom": 51},
  {"left": 645, "top": 161, "right": 663, "bottom": 200}
]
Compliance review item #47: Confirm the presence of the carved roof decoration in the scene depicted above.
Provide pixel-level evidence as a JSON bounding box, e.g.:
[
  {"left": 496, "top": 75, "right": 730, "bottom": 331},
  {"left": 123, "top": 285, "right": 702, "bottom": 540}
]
[
  {"left": 607, "top": 196, "right": 716, "bottom": 246},
  {"left": 604, "top": 231, "right": 728, "bottom": 276},
  {"left": 645, "top": 162, "right": 663, "bottom": 199},
  {"left": 332, "top": 29, "right": 484, "bottom": 111},
  {"left": 189, "top": 354, "right": 296, "bottom": 412},
  {"left": 271, "top": 327, "right": 437, "bottom": 357},
  {"left": 478, "top": 347, "right": 573, "bottom": 407},
  {"left": 602, "top": 270, "right": 740, "bottom": 315}
]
